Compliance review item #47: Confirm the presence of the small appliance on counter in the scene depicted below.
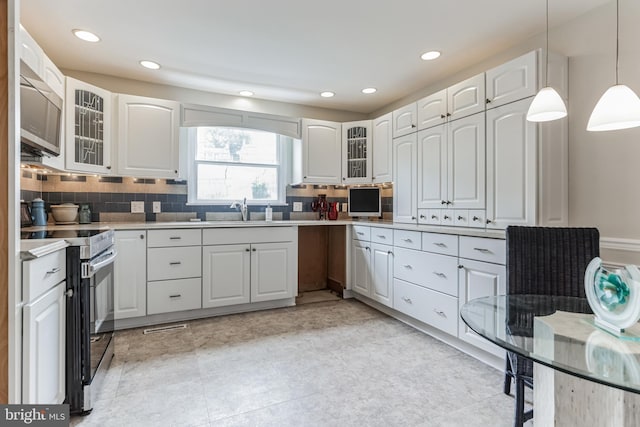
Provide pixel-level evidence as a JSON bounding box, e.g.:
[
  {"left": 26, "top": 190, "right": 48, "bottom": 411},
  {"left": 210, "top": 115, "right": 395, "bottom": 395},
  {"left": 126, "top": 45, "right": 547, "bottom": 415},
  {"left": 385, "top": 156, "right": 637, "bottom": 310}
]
[
  {"left": 30, "top": 198, "right": 47, "bottom": 226},
  {"left": 311, "top": 194, "right": 328, "bottom": 220}
]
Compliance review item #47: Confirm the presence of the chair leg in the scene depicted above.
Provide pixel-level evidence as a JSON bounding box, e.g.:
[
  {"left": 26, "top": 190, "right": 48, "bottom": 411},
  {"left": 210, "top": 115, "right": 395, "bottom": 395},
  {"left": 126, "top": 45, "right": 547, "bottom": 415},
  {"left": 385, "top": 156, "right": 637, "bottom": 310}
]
[
  {"left": 504, "top": 358, "right": 512, "bottom": 395},
  {"left": 514, "top": 377, "right": 525, "bottom": 427}
]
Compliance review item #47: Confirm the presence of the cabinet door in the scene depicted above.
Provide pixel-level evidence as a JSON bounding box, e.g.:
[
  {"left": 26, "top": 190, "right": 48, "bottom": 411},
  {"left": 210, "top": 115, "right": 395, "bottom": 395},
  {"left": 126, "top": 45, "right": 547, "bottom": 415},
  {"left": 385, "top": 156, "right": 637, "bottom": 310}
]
[
  {"left": 447, "top": 74, "right": 486, "bottom": 121},
  {"left": 351, "top": 240, "right": 371, "bottom": 296},
  {"left": 342, "top": 120, "right": 372, "bottom": 184},
  {"left": 417, "top": 125, "right": 447, "bottom": 209},
  {"left": 23, "top": 282, "right": 65, "bottom": 404},
  {"left": 19, "top": 24, "right": 43, "bottom": 76},
  {"left": 417, "top": 90, "right": 447, "bottom": 130},
  {"left": 392, "top": 103, "right": 418, "bottom": 138},
  {"left": 486, "top": 51, "right": 537, "bottom": 109},
  {"left": 372, "top": 113, "right": 393, "bottom": 183},
  {"left": 42, "top": 55, "right": 65, "bottom": 99},
  {"left": 392, "top": 133, "right": 418, "bottom": 223},
  {"left": 301, "top": 119, "right": 342, "bottom": 184},
  {"left": 202, "top": 244, "right": 251, "bottom": 308},
  {"left": 251, "top": 242, "right": 295, "bottom": 302},
  {"left": 486, "top": 98, "right": 537, "bottom": 229},
  {"left": 370, "top": 243, "right": 393, "bottom": 307},
  {"left": 117, "top": 94, "right": 180, "bottom": 178},
  {"left": 458, "top": 259, "right": 506, "bottom": 358},
  {"left": 447, "top": 113, "right": 485, "bottom": 209},
  {"left": 66, "top": 77, "right": 113, "bottom": 174},
  {"left": 114, "top": 230, "right": 147, "bottom": 320}
]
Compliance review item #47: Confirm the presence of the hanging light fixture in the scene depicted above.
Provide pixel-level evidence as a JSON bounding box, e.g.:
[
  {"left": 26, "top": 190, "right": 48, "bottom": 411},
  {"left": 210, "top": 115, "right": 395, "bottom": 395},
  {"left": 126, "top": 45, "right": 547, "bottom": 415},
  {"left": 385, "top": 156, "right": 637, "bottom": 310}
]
[
  {"left": 527, "top": 0, "right": 567, "bottom": 122},
  {"left": 587, "top": 0, "right": 640, "bottom": 131}
]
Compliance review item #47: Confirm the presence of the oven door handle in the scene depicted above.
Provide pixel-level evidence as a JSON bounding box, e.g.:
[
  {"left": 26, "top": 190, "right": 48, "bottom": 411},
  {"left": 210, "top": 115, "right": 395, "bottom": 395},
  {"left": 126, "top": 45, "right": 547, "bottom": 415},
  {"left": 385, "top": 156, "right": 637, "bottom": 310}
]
[{"left": 82, "top": 249, "right": 118, "bottom": 279}]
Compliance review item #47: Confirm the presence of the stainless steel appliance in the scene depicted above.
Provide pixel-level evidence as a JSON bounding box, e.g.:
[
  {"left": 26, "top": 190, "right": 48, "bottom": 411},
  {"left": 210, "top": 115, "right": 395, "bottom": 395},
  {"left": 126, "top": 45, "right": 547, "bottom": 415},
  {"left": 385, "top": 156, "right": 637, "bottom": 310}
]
[
  {"left": 21, "top": 228, "right": 117, "bottom": 414},
  {"left": 20, "top": 61, "right": 63, "bottom": 157}
]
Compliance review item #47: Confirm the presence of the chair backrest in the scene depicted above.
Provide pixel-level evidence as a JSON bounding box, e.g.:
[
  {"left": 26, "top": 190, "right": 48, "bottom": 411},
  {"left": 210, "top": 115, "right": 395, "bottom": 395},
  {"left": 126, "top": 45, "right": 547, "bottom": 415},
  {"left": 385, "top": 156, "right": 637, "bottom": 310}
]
[{"left": 506, "top": 226, "right": 600, "bottom": 298}]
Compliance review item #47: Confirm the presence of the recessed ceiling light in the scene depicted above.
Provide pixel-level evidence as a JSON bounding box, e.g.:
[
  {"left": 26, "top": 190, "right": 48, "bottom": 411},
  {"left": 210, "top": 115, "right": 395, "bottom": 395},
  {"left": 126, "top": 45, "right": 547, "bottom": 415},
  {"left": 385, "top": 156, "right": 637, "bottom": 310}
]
[
  {"left": 362, "top": 88, "right": 377, "bottom": 94},
  {"left": 139, "top": 60, "right": 161, "bottom": 70},
  {"left": 421, "top": 51, "right": 441, "bottom": 61},
  {"left": 239, "top": 90, "right": 254, "bottom": 97},
  {"left": 320, "top": 91, "right": 335, "bottom": 98},
  {"left": 72, "top": 29, "right": 100, "bottom": 43}
]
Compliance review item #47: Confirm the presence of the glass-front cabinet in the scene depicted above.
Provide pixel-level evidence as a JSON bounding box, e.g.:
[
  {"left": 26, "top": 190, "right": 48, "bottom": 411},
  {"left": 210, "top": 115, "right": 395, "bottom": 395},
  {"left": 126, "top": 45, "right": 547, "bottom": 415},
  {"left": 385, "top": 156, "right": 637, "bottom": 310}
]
[
  {"left": 65, "top": 77, "right": 113, "bottom": 174},
  {"left": 342, "top": 120, "right": 372, "bottom": 184}
]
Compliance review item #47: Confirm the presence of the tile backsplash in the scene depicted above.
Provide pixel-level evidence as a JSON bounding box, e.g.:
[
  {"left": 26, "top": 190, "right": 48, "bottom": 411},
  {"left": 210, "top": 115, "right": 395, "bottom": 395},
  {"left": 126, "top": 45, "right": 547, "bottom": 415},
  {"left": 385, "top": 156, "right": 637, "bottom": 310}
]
[{"left": 20, "top": 172, "right": 393, "bottom": 222}]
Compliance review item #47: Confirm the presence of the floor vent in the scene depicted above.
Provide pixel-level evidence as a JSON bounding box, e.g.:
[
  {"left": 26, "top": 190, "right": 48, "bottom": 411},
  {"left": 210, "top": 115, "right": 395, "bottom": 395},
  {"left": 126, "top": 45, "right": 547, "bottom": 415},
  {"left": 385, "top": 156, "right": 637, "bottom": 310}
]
[{"left": 143, "top": 324, "right": 188, "bottom": 335}]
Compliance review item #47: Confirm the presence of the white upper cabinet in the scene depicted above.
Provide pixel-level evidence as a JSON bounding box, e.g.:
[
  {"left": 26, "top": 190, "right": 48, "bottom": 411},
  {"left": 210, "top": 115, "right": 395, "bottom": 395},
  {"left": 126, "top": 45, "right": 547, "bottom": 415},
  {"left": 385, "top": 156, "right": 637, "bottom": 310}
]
[
  {"left": 372, "top": 113, "right": 393, "bottom": 183},
  {"left": 65, "top": 77, "right": 113, "bottom": 174},
  {"left": 447, "top": 113, "right": 485, "bottom": 209},
  {"left": 19, "top": 24, "right": 43, "bottom": 76},
  {"left": 299, "top": 119, "right": 342, "bottom": 184},
  {"left": 447, "top": 74, "right": 485, "bottom": 121},
  {"left": 486, "top": 50, "right": 537, "bottom": 109},
  {"left": 417, "top": 125, "right": 447, "bottom": 209},
  {"left": 392, "top": 103, "right": 418, "bottom": 138},
  {"left": 116, "top": 94, "right": 180, "bottom": 178},
  {"left": 42, "top": 56, "right": 65, "bottom": 99},
  {"left": 417, "top": 89, "right": 447, "bottom": 130},
  {"left": 342, "top": 120, "right": 372, "bottom": 184},
  {"left": 393, "top": 133, "right": 418, "bottom": 223}
]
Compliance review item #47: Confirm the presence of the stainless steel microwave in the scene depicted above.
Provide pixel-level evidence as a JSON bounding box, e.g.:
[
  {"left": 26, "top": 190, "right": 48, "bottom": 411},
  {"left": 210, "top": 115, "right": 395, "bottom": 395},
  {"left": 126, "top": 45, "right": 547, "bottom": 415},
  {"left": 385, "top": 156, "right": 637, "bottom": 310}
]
[{"left": 20, "top": 61, "right": 62, "bottom": 156}]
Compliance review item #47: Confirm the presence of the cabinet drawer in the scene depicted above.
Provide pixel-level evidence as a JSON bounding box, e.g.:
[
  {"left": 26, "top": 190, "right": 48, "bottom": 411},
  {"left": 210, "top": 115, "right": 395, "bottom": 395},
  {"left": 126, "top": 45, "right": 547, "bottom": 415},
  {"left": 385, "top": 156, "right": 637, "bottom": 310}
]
[
  {"left": 147, "top": 246, "right": 201, "bottom": 281},
  {"left": 147, "top": 278, "right": 201, "bottom": 314},
  {"left": 370, "top": 227, "right": 392, "bottom": 244},
  {"left": 393, "top": 229, "right": 421, "bottom": 250},
  {"left": 468, "top": 210, "right": 486, "bottom": 228},
  {"left": 23, "top": 249, "right": 66, "bottom": 302},
  {"left": 422, "top": 233, "right": 458, "bottom": 257},
  {"left": 352, "top": 225, "right": 371, "bottom": 242},
  {"left": 393, "top": 279, "right": 458, "bottom": 336},
  {"left": 203, "top": 227, "right": 296, "bottom": 245},
  {"left": 147, "top": 229, "right": 201, "bottom": 247},
  {"left": 459, "top": 236, "right": 506, "bottom": 264},
  {"left": 393, "top": 248, "right": 458, "bottom": 296}
]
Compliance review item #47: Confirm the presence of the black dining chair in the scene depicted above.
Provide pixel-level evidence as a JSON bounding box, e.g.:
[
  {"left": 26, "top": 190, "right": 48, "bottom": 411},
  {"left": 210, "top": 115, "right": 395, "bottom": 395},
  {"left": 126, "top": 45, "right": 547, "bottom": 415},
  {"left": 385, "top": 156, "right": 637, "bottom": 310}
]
[{"left": 504, "top": 226, "right": 600, "bottom": 427}]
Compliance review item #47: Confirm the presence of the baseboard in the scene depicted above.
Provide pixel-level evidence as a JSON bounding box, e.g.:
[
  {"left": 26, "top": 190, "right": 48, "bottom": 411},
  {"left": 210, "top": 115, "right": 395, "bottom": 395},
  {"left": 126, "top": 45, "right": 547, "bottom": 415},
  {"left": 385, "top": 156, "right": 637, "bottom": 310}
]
[{"left": 326, "top": 278, "right": 344, "bottom": 297}]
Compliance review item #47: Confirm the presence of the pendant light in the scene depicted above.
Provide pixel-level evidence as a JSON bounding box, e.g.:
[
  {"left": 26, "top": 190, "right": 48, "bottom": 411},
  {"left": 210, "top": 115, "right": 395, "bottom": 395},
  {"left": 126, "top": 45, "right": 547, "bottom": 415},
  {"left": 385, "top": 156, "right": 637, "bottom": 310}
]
[
  {"left": 527, "top": 0, "right": 567, "bottom": 122},
  {"left": 587, "top": 0, "right": 640, "bottom": 131}
]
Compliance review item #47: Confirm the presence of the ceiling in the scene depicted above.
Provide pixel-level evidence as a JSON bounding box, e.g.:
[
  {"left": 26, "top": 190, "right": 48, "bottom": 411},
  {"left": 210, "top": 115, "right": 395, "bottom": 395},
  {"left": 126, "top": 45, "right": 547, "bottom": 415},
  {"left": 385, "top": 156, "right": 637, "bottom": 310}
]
[{"left": 21, "top": 0, "right": 611, "bottom": 114}]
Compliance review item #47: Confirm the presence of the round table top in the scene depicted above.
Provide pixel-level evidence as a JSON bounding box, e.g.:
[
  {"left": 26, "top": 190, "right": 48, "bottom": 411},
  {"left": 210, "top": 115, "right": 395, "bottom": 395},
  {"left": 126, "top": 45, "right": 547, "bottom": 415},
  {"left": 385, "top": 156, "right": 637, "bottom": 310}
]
[{"left": 460, "top": 294, "right": 640, "bottom": 394}]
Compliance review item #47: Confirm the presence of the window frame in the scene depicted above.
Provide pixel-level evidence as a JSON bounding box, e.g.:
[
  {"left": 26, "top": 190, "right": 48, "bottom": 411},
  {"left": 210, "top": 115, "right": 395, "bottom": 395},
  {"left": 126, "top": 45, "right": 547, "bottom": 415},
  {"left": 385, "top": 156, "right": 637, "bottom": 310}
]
[{"left": 186, "top": 127, "right": 290, "bottom": 205}]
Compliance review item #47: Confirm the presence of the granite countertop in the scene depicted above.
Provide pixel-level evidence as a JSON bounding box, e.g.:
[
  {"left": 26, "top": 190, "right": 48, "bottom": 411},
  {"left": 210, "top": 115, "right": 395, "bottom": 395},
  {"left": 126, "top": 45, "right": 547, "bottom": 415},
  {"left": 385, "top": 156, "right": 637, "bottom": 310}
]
[{"left": 21, "top": 219, "right": 505, "bottom": 239}]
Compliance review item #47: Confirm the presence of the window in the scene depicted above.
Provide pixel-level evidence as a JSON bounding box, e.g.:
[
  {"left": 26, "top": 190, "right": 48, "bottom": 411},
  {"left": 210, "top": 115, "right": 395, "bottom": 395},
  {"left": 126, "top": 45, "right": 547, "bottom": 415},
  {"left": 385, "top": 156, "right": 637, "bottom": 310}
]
[{"left": 187, "top": 127, "right": 289, "bottom": 204}]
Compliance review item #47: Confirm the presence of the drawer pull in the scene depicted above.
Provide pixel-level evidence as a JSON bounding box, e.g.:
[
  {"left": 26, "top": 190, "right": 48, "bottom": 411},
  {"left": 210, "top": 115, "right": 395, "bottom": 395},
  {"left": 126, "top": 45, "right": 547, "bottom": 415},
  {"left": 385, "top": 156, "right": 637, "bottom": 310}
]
[
  {"left": 403, "top": 238, "right": 413, "bottom": 243},
  {"left": 402, "top": 296, "right": 413, "bottom": 304},
  {"left": 431, "top": 215, "right": 438, "bottom": 219},
  {"left": 441, "top": 200, "right": 446, "bottom": 205},
  {"left": 433, "top": 242, "right": 446, "bottom": 247},
  {"left": 457, "top": 216, "right": 464, "bottom": 220},
  {"left": 365, "top": 246, "right": 370, "bottom": 251},
  {"left": 46, "top": 267, "right": 61, "bottom": 275},
  {"left": 169, "top": 236, "right": 182, "bottom": 240},
  {"left": 433, "top": 271, "right": 446, "bottom": 278},
  {"left": 458, "top": 264, "right": 464, "bottom": 269},
  {"left": 403, "top": 264, "right": 412, "bottom": 269},
  {"left": 169, "top": 261, "right": 182, "bottom": 265},
  {"left": 472, "top": 216, "right": 480, "bottom": 222},
  {"left": 443, "top": 215, "right": 450, "bottom": 220},
  {"left": 419, "top": 214, "right": 426, "bottom": 219},
  {"left": 377, "top": 235, "right": 386, "bottom": 239},
  {"left": 387, "top": 250, "right": 393, "bottom": 255},
  {"left": 433, "top": 309, "right": 447, "bottom": 318},
  {"left": 473, "top": 248, "right": 491, "bottom": 253},
  {"left": 169, "top": 294, "right": 182, "bottom": 298},
  {"left": 357, "top": 232, "right": 365, "bottom": 235}
]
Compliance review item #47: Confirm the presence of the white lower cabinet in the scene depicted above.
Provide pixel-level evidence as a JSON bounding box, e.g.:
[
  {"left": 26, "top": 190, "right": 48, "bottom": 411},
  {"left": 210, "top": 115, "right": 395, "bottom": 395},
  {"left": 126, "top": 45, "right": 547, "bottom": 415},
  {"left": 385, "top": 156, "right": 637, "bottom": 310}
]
[
  {"left": 351, "top": 239, "right": 371, "bottom": 296},
  {"left": 114, "top": 230, "right": 147, "bottom": 319},
  {"left": 147, "top": 278, "right": 202, "bottom": 315},
  {"left": 202, "top": 227, "right": 297, "bottom": 308},
  {"left": 393, "top": 279, "right": 458, "bottom": 336},
  {"left": 458, "top": 259, "right": 506, "bottom": 357},
  {"left": 350, "top": 227, "right": 392, "bottom": 308},
  {"left": 22, "top": 281, "right": 66, "bottom": 404},
  {"left": 370, "top": 243, "right": 393, "bottom": 306}
]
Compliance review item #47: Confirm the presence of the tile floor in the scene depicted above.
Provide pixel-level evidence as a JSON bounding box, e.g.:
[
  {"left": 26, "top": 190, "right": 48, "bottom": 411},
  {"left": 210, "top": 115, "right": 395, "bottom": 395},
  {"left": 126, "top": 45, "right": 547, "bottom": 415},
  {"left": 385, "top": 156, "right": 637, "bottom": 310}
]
[{"left": 72, "top": 299, "right": 530, "bottom": 427}]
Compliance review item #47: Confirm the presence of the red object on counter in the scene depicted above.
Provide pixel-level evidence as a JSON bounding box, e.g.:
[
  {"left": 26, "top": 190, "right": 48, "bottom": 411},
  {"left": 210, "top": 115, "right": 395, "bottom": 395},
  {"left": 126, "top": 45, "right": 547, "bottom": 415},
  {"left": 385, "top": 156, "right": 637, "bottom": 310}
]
[{"left": 328, "top": 202, "right": 338, "bottom": 220}]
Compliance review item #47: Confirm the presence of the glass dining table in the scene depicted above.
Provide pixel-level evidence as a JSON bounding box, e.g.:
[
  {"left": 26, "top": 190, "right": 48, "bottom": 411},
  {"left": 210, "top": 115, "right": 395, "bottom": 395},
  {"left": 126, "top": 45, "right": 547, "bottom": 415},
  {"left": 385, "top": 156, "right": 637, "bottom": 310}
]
[{"left": 461, "top": 295, "right": 640, "bottom": 425}]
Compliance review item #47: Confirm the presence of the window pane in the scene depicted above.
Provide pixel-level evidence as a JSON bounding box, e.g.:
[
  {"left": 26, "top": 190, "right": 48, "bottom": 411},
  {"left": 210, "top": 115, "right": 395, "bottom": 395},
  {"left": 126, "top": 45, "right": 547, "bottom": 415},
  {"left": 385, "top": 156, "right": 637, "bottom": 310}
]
[
  {"left": 196, "top": 127, "right": 278, "bottom": 164},
  {"left": 197, "top": 163, "right": 278, "bottom": 201}
]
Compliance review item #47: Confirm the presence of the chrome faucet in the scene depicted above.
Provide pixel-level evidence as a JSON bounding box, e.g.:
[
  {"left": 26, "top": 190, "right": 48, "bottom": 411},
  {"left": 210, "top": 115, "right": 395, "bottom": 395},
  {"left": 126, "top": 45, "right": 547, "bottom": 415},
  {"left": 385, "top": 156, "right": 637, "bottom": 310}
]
[{"left": 230, "top": 197, "right": 248, "bottom": 221}]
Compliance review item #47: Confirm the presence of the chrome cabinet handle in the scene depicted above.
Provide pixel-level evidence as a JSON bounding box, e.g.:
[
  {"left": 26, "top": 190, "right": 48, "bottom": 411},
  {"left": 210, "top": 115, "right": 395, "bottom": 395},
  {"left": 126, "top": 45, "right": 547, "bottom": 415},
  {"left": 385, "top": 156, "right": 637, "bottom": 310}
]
[
  {"left": 403, "top": 264, "right": 412, "bottom": 269},
  {"left": 365, "top": 247, "right": 370, "bottom": 251},
  {"left": 433, "top": 309, "right": 447, "bottom": 318},
  {"left": 486, "top": 219, "right": 493, "bottom": 224},
  {"left": 473, "top": 248, "right": 491, "bottom": 253},
  {"left": 169, "top": 294, "right": 182, "bottom": 298},
  {"left": 446, "top": 201, "right": 452, "bottom": 205},
  {"left": 411, "top": 216, "right": 416, "bottom": 220},
  {"left": 245, "top": 248, "right": 250, "bottom": 252},
  {"left": 434, "top": 242, "right": 446, "bottom": 247},
  {"left": 440, "top": 114, "right": 446, "bottom": 119},
  {"left": 169, "top": 261, "right": 182, "bottom": 265},
  {"left": 486, "top": 98, "right": 492, "bottom": 104},
  {"left": 441, "top": 200, "right": 446, "bottom": 205},
  {"left": 140, "top": 234, "right": 145, "bottom": 239},
  {"left": 46, "top": 267, "right": 61, "bottom": 275},
  {"left": 431, "top": 215, "right": 438, "bottom": 219},
  {"left": 357, "top": 232, "right": 364, "bottom": 235},
  {"left": 472, "top": 216, "right": 480, "bottom": 222},
  {"left": 403, "top": 238, "right": 413, "bottom": 243},
  {"left": 444, "top": 215, "right": 450, "bottom": 220},
  {"left": 387, "top": 251, "right": 393, "bottom": 255},
  {"left": 402, "top": 296, "right": 413, "bottom": 304},
  {"left": 169, "top": 236, "right": 181, "bottom": 240},
  {"left": 65, "top": 289, "right": 74, "bottom": 298},
  {"left": 376, "top": 235, "right": 386, "bottom": 239},
  {"left": 419, "top": 214, "right": 426, "bottom": 219},
  {"left": 457, "top": 216, "right": 464, "bottom": 220},
  {"left": 252, "top": 248, "right": 256, "bottom": 252},
  {"left": 433, "top": 271, "right": 446, "bottom": 278},
  {"left": 458, "top": 264, "right": 464, "bottom": 269}
]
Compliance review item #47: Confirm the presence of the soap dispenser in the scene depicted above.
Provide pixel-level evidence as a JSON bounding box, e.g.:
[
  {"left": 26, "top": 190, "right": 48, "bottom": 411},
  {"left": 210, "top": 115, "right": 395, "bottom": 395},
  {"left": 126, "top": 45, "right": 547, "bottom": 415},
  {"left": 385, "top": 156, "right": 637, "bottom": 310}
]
[{"left": 265, "top": 204, "right": 273, "bottom": 222}]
